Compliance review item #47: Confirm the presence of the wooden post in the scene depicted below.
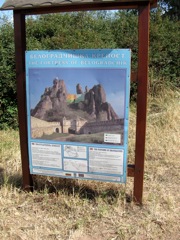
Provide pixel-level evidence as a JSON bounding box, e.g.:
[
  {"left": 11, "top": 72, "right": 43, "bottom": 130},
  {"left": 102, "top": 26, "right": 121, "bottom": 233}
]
[
  {"left": 133, "top": 3, "right": 150, "bottom": 204},
  {"left": 14, "top": 11, "right": 33, "bottom": 191}
]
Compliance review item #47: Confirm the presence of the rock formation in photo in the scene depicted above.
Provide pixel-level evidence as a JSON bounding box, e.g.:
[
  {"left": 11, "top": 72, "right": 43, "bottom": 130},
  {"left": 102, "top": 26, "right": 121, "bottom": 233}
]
[{"left": 31, "top": 77, "right": 119, "bottom": 122}]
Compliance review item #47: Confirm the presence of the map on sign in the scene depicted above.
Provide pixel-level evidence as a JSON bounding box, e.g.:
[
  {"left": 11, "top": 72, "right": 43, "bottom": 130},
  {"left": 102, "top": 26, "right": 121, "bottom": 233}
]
[
  {"left": 64, "top": 145, "right": 86, "bottom": 158},
  {"left": 26, "top": 49, "right": 131, "bottom": 183},
  {"left": 64, "top": 159, "right": 88, "bottom": 172}
]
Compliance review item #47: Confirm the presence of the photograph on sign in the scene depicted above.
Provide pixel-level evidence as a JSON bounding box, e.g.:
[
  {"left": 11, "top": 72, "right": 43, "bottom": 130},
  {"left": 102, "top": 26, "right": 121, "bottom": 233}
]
[
  {"left": 29, "top": 68, "right": 126, "bottom": 145},
  {"left": 26, "top": 49, "right": 131, "bottom": 183}
]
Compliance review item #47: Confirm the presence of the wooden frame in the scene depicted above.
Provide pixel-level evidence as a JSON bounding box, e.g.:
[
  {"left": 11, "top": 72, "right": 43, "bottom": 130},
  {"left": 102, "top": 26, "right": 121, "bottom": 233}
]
[{"left": 12, "top": 0, "right": 153, "bottom": 204}]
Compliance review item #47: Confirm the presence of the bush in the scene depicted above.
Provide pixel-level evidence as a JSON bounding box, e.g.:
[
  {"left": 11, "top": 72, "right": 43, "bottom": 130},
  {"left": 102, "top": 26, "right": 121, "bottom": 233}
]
[
  {"left": 0, "top": 11, "right": 179, "bottom": 129},
  {"left": 0, "top": 17, "right": 17, "bottom": 130}
]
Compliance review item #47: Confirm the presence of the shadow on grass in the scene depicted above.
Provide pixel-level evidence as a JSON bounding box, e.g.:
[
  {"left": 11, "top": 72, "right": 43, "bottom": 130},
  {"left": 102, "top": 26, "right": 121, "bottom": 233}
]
[
  {"left": 0, "top": 169, "right": 131, "bottom": 203},
  {"left": 33, "top": 175, "right": 128, "bottom": 204},
  {"left": 0, "top": 167, "right": 4, "bottom": 183}
]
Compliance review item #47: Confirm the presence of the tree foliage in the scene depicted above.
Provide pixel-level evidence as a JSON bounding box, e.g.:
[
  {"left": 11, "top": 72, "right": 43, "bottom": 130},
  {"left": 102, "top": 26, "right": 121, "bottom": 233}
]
[
  {"left": 111, "top": 11, "right": 138, "bottom": 70},
  {"left": 26, "top": 12, "right": 116, "bottom": 50},
  {"left": 0, "top": 16, "right": 17, "bottom": 129},
  {"left": 0, "top": 9, "right": 179, "bottom": 129},
  {"left": 159, "top": 0, "right": 180, "bottom": 20},
  {"left": 149, "top": 8, "right": 179, "bottom": 87}
]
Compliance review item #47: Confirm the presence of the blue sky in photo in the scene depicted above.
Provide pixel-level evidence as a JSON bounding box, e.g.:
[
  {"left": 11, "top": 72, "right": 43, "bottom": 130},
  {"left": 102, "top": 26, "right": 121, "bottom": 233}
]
[
  {"left": 28, "top": 68, "right": 127, "bottom": 118},
  {"left": 0, "top": 0, "right": 6, "bottom": 7}
]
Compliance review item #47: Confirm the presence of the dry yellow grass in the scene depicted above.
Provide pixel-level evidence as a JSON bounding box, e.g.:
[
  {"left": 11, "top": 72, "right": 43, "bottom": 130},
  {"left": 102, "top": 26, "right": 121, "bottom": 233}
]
[{"left": 0, "top": 88, "right": 179, "bottom": 240}]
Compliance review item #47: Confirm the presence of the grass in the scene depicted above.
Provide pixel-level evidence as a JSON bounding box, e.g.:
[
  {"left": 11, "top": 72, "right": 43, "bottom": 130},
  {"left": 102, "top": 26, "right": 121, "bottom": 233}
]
[
  {"left": 67, "top": 131, "right": 123, "bottom": 144},
  {"left": 40, "top": 132, "right": 69, "bottom": 140},
  {"left": 39, "top": 129, "right": 123, "bottom": 145},
  {"left": 0, "top": 88, "right": 179, "bottom": 240}
]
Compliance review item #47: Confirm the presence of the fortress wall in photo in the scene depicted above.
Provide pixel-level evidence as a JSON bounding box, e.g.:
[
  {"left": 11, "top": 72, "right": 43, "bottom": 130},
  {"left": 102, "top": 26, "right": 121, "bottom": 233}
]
[{"left": 31, "top": 117, "right": 61, "bottom": 138}]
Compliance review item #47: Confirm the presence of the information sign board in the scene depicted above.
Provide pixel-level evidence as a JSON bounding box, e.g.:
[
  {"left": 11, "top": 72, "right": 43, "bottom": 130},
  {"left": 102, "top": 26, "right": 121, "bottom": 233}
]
[{"left": 26, "top": 49, "right": 131, "bottom": 183}]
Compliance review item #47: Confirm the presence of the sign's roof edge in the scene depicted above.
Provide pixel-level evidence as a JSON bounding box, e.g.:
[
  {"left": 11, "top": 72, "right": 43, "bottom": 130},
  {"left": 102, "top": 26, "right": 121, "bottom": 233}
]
[{"left": 0, "top": 0, "right": 158, "bottom": 11}]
